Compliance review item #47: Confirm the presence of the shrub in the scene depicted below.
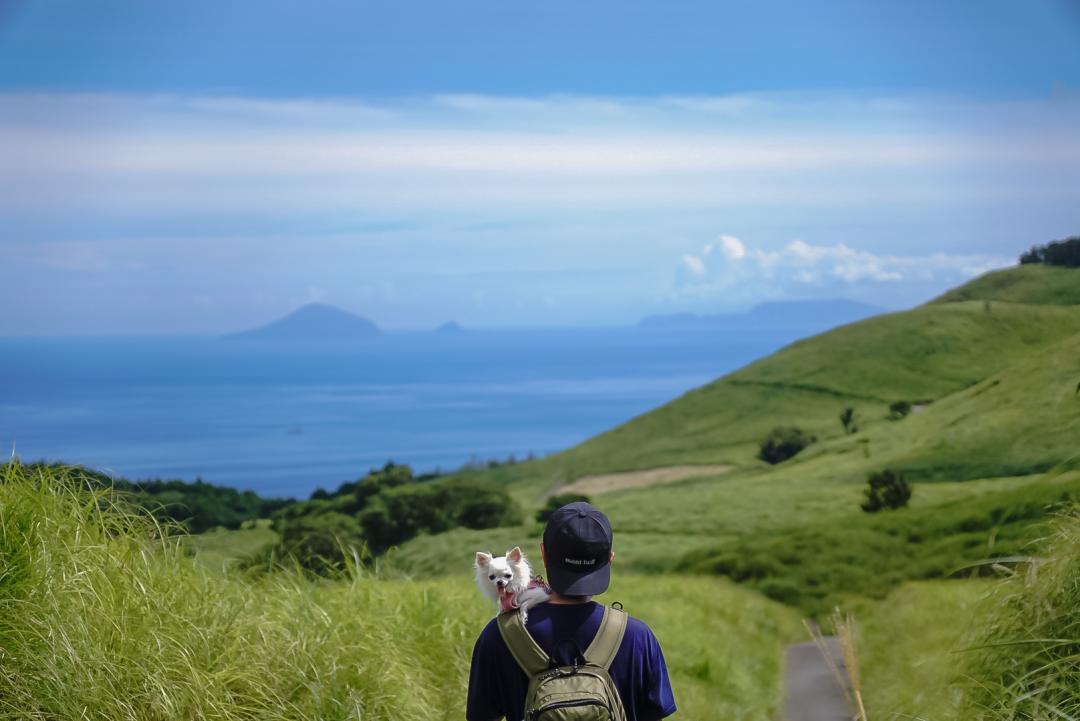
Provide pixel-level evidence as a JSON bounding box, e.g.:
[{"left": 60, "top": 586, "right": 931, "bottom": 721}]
[
  {"left": 758, "top": 427, "right": 816, "bottom": 465},
  {"left": 275, "top": 511, "right": 366, "bottom": 573},
  {"left": 839, "top": 407, "right": 858, "bottom": 434},
  {"left": 888, "top": 400, "right": 912, "bottom": 420},
  {"left": 861, "top": 470, "right": 912, "bottom": 512},
  {"left": 535, "top": 493, "right": 591, "bottom": 524}
]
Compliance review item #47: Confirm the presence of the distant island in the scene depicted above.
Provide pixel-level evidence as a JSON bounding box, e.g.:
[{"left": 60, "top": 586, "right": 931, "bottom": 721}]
[
  {"left": 224, "top": 303, "right": 381, "bottom": 341},
  {"left": 435, "top": 321, "right": 466, "bottom": 334},
  {"left": 639, "top": 299, "right": 884, "bottom": 330}
]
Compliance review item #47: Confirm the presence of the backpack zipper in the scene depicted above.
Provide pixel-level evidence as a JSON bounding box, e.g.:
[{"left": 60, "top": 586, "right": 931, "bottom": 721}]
[{"left": 531, "top": 699, "right": 609, "bottom": 719}]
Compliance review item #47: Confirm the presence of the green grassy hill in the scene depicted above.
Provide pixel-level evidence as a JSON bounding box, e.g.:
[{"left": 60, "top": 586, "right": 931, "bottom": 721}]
[
  {"left": 446, "top": 287, "right": 1080, "bottom": 497},
  {"left": 391, "top": 265, "right": 1080, "bottom": 613},
  {"left": 931, "top": 263, "right": 1080, "bottom": 306},
  {"left": 547, "top": 299, "right": 1080, "bottom": 479}
]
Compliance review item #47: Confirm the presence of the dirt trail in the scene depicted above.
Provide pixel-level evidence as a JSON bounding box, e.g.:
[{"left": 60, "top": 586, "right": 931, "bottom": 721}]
[
  {"left": 553, "top": 464, "right": 733, "bottom": 496},
  {"left": 783, "top": 638, "right": 855, "bottom": 721}
]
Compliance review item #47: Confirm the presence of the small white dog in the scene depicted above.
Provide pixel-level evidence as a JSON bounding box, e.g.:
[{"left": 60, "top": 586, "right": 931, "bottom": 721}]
[{"left": 474, "top": 546, "right": 552, "bottom": 624}]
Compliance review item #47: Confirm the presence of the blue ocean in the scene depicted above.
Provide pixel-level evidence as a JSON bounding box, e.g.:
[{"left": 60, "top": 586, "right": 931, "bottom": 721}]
[{"left": 1, "top": 326, "right": 811, "bottom": 498}]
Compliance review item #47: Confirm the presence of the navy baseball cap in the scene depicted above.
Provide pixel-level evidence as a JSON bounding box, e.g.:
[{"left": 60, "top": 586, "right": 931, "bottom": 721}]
[{"left": 542, "top": 502, "right": 613, "bottom": 596}]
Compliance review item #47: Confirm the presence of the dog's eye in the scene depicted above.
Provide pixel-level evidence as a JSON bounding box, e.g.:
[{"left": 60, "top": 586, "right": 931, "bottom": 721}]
[{"left": 489, "top": 575, "right": 495, "bottom": 580}]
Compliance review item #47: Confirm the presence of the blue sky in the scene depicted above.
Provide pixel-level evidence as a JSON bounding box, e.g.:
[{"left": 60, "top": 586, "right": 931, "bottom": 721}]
[{"left": 1, "top": 1, "right": 1079, "bottom": 333}]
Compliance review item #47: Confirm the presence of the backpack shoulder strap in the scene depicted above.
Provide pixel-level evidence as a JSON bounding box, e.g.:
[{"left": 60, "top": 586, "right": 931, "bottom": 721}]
[
  {"left": 584, "top": 605, "right": 628, "bottom": 670},
  {"left": 496, "top": 611, "right": 551, "bottom": 676}
]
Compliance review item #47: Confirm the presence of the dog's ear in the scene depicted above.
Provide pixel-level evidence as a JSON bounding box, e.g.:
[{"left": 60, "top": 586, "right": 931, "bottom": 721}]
[
  {"left": 475, "top": 551, "right": 493, "bottom": 567},
  {"left": 507, "top": 546, "right": 523, "bottom": 563}
]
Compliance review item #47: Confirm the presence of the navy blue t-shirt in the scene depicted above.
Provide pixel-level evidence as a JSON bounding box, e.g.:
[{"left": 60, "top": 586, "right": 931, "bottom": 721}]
[{"left": 466, "top": 601, "right": 676, "bottom": 721}]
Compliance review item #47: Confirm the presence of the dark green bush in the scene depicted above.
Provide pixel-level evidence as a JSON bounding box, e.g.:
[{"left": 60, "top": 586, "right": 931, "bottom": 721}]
[
  {"left": 861, "top": 469, "right": 912, "bottom": 512},
  {"left": 839, "top": 407, "right": 858, "bottom": 434},
  {"left": 888, "top": 400, "right": 912, "bottom": 420},
  {"left": 535, "top": 493, "right": 591, "bottom": 524},
  {"left": 758, "top": 577, "right": 803, "bottom": 606},
  {"left": 758, "top": 427, "right": 816, "bottom": 465},
  {"left": 276, "top": 511, "right": 366, "bottom": 573}
]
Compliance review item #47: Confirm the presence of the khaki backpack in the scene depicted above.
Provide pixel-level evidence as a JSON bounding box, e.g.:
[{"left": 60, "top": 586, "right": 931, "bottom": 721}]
[{"left": 497, "top": 605, "right": 629, "bottom": 721}]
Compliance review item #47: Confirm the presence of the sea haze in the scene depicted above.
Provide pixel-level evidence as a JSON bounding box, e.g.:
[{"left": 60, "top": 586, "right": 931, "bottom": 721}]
[{"left": 1, "top": 322, "right": 855, "bottom": 497}]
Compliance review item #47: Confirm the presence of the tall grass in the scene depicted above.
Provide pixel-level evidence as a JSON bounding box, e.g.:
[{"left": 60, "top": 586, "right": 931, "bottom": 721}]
[
  {"left": 0, "top": 461, "right": 802, "bottom": 720},
  {"left": 858, "top": 580, "right": 989, "bottom": 721},
  {"left": 961, "top": 511, "right": 1080, "bottom": 720},
  {"left": 0, "top": 461, "right": 482, "bottom": 720}
]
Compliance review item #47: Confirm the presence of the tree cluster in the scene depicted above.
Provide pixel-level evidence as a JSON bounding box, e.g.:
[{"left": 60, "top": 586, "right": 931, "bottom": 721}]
[
  {"left": 1019, "top": 236, "right": 1080, "bottom": 267},
  {"left": 128, "top": 478, "right": 291, "bottom": 533},
  {"left": 18, "top": 462, "right": 288, "bottom": 533},
  {"left": 265, "top": 462, "right": 521, "bottom": 570}
]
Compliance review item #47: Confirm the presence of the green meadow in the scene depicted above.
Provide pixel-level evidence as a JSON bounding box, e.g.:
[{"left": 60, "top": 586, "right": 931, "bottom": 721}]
[{"left": 4, "top": 262, "right": 1080, "bottom": 719}]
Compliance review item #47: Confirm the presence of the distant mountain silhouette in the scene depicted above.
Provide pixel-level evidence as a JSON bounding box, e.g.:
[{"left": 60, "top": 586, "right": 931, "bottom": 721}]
[
  {"left": 435, "top": 321, "right": 466, "bottom": 334},
  {"left": 225, "top": 303, "right": 381, "bottom": 341},
  {"left": 639, "top": 299, "right": 885, "bottom": 330}
]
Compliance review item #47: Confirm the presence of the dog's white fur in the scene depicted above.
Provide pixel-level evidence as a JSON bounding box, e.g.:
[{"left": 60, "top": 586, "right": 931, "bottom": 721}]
[{"left": 474, "top": 546, "right": 550, "bottom": 624}]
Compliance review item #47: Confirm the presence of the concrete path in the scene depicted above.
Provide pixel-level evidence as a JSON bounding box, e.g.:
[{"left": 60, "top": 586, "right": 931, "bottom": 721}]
[{"left": 783, "top": 637, "right": 855, "bottom": 721}]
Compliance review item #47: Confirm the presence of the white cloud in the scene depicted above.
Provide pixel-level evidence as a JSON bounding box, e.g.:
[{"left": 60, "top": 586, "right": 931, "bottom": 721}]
[
  {"left": 674, "top": 236, "right": 1012, "bottom": 298},
  {"left": 681, "top": 254, "right": 707, "bottom": 276},
  {"left": 719, "top": 235, "right": 746, "bottom": 261},
  {"left": 771, "top": 240, "right": 903, "bottom": 282}
]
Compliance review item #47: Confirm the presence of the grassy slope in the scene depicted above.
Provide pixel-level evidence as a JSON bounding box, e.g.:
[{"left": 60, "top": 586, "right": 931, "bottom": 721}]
[
  {"left": 548, "top": 300, "right": 1080, "bottom": 477},
  {"left": 394, "top": 301, "right": 1080, "bottom": 581},
  {"left": 679, "top": 470, "right": 1080, "bottom": 614},
  {"left": 932, "top": 263, "right": 1080, "bottom": 306},
  {"left": 446, "top": 297, "right": 1080, "bottom": 503}
]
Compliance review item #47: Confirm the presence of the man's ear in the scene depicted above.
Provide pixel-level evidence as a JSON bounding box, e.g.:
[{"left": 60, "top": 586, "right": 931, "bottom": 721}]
[
  {"left": 507, "top": 546, "right": 523, "bottom": 563},
  {"left": 539, "top": 543, "right": 547, "bottom": 566},
  {"left": 475, "top": 551, "right": 492, "bottom": 567},
  {"left": 609, "top": 550, "right": 615, "bottom": 565}
]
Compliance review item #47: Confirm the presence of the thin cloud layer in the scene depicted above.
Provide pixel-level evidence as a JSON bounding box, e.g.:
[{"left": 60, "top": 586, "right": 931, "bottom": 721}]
[{"left": 0, "top": 91, "right": 1076, "bottom": 332}]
